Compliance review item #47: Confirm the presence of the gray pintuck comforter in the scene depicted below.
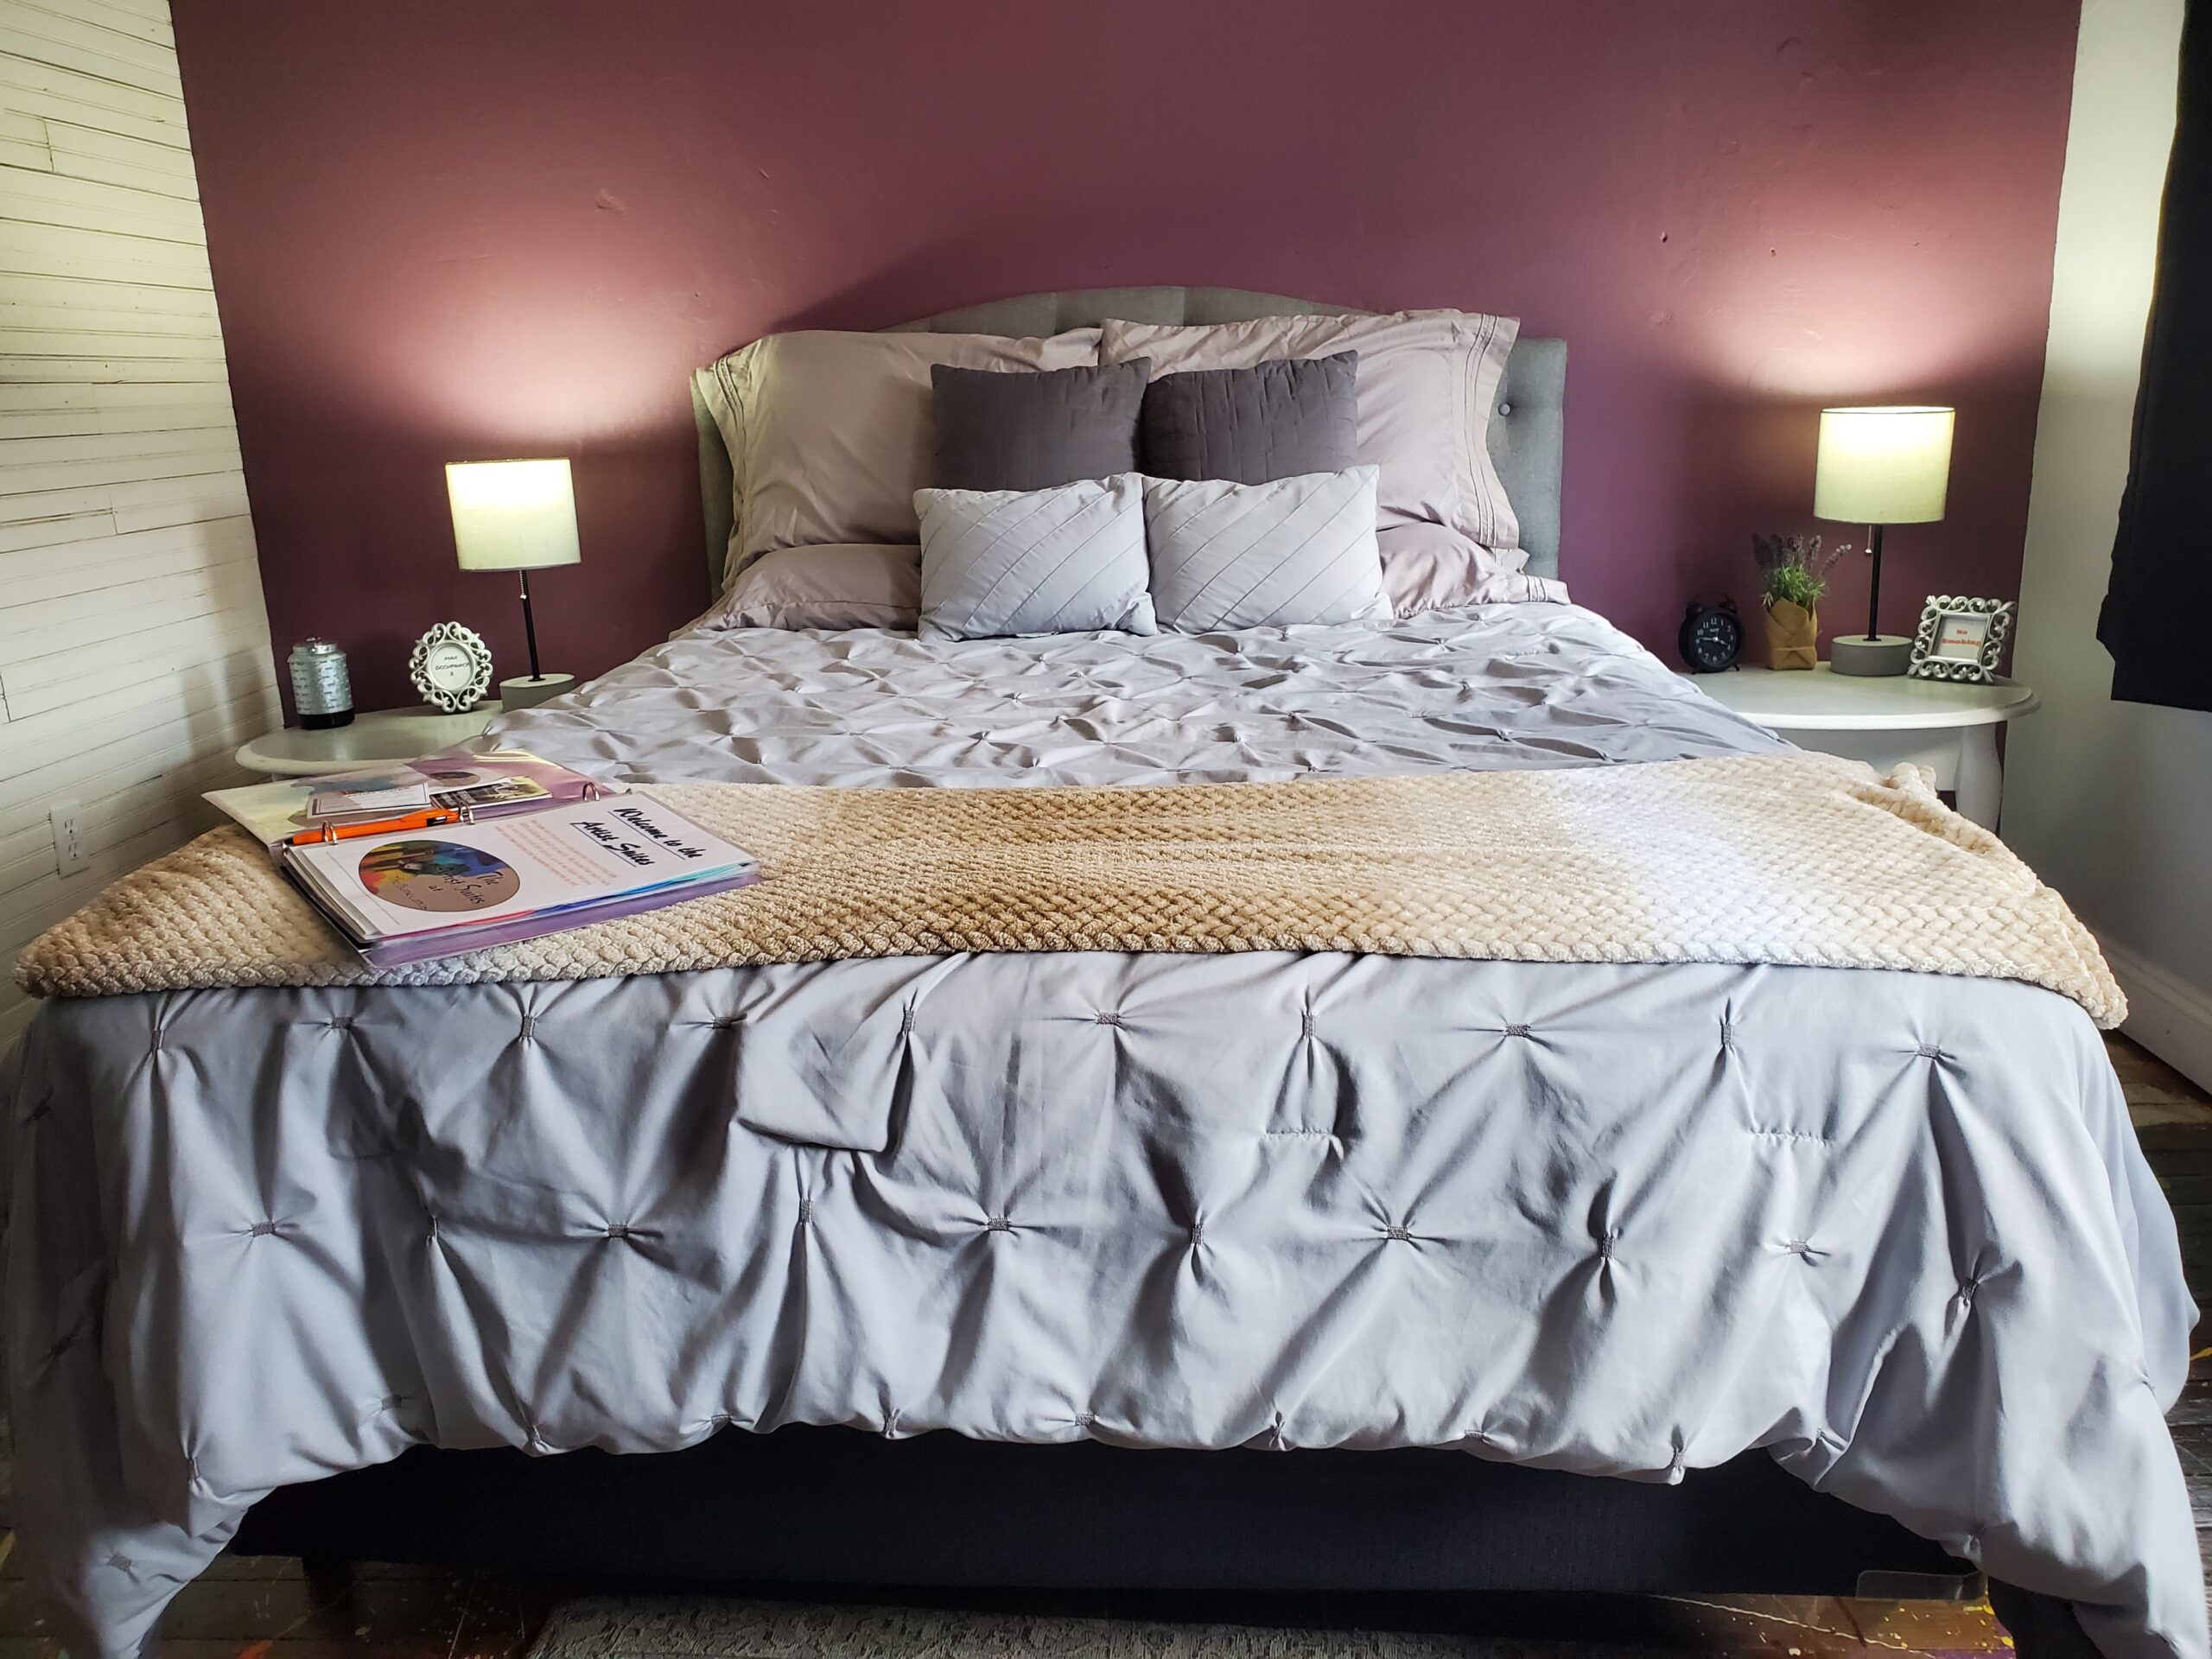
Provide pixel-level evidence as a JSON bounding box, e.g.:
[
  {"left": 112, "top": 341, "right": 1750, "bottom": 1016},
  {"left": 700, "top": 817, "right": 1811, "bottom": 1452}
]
[{"left": 3, "top": 604, "right": 2200, "bottom": 1659}]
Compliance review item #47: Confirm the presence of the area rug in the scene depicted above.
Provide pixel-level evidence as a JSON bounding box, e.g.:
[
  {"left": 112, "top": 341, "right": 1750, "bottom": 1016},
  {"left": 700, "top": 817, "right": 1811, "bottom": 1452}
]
[{"left": 523, "top": 1597, "right": 1673, "bottom": 1659}]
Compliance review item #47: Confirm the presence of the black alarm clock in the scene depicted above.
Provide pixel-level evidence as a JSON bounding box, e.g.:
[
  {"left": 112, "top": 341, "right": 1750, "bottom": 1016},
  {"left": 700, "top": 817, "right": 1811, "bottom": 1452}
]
[{"left": 1679, "top": 594, "right": 1745, "bottom": 673}]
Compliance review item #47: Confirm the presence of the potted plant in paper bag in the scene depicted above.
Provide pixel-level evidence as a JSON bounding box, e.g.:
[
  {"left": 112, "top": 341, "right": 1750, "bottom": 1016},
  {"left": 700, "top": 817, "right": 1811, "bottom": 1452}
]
[{"left": 1752, "top": 532, "right": 1845, "bottom": 671}]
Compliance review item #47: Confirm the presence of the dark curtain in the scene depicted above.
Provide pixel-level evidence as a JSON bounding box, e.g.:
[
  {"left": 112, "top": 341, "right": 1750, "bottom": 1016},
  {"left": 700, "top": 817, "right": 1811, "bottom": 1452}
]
[{"left": 2100, "top": 0, "right": 2212, "bottom": 711}]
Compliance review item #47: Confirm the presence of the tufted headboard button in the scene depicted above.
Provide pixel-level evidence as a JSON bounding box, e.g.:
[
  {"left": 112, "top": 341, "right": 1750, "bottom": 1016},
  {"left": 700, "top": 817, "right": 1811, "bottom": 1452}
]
[{"left": 1498, "top": 402, "right": 1513, "bottom": 416}]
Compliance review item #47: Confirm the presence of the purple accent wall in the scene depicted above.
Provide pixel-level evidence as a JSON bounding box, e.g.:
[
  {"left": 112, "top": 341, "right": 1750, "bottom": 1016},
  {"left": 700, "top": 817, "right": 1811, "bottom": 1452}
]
[{"left": 170, "top": 0, "right": 2080, "bottom": 713}]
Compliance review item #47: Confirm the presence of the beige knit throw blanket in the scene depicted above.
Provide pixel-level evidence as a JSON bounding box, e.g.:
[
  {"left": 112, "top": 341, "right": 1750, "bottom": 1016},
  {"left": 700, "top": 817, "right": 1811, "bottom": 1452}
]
[{"left": 16, "top": 753, "right": 2125, "bottom": 1027}]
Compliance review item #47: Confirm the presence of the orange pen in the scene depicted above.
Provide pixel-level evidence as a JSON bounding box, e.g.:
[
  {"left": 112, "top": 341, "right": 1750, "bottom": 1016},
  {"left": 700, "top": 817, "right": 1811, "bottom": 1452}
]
[{"left": 288, "top": 809, "right": 461, "bottom": 846}]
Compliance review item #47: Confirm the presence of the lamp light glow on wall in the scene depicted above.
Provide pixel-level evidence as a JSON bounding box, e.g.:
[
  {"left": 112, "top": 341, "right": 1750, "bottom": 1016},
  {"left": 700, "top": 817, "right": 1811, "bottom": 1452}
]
[
  {"left": 1813, "top": 407, "right": 1955, "bottom": 677},
  {"left": 447, "top": 458, "right": 581, "bottom": 709}
]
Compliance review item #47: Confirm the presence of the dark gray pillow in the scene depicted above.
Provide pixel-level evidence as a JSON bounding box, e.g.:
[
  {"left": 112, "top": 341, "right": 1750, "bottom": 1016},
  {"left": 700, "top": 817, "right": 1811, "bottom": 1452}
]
[
  {"left": 1139, "top": 351, "right": 1359, "bottom": 484},
  {"left": 931, "top": 359, "right": 1149, "bottom": 492}
]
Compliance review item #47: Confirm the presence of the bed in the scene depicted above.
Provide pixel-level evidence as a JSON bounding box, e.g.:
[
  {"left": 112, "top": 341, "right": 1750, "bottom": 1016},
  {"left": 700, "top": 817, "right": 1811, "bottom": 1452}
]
[{"left": 3, "top": 289, "right": 2199, "bottom": 1659}]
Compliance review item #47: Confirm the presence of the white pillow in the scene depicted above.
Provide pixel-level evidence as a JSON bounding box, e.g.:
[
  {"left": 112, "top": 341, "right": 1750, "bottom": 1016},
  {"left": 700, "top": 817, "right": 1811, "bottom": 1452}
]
[
  {"left": 1103, "top": 310, "right": 1522, "bottom": 556},
  {"left": 1143, "top": 467, "right": 1389, "bottom": 633},
  {"left": 913, "top": 474, "right": 1156, "bottom": 642},
  {"left": 697, "top": 327, "right": 1101, "bottom": 587}
]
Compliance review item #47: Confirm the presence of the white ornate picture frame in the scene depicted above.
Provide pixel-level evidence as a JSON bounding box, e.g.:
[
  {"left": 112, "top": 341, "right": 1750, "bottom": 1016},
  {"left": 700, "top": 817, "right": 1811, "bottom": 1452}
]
[
  {"left": 1909, "top": 596, "right": 2014, "bottom": 684},
  {"left": 407, "top": 620, "right": 495, "bottom": 713}
]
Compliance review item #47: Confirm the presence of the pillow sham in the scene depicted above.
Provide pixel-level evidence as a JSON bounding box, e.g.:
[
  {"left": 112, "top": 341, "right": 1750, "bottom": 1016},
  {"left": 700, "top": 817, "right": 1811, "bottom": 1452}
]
[
  {"left": 1139, "top": 351, "right": 1359, "bottom": 485},
  {"left": 914, "top": 474, "right": 1155, "bottom": 641},
  {"left": 1376, "top": 522, "right": 1569, "bottom": 616},
  {"left": 1103, "top": 309, "right": 1522, "bottom": 555},
  {"left": 692, "top": 543, "right": 920, "bottom": 632},
  {"left": 1143, "top": 467, "right": 1388, "bottom": 633},
  {"left": 697, "top": 327, "right": 1101, "bottom": 587},
  {"left": 931, "top": 359, "right": 1149, "bottom": 492}
]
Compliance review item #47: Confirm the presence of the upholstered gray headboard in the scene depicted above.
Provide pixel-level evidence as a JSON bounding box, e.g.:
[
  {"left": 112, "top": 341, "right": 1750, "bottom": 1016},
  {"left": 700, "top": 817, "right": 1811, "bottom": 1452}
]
[{"left": 691, "top": 286, "right": 1566, "bottom": 594}]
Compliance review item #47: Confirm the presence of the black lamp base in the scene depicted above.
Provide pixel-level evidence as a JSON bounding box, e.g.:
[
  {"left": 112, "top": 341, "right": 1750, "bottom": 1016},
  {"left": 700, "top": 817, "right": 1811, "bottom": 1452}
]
[{"left": 1842, "top": 520, "right": 1907, "bottom": 677}]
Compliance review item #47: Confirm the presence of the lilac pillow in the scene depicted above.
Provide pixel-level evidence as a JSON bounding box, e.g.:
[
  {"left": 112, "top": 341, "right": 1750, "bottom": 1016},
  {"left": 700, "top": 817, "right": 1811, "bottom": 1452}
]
[
  {"left": 1376, "top": 524, "right": 1567, "bottom": 615},
  {"left": 1103, "top": 310, "right": 1522, "bottom": 556},
  {"left": 691, "top": 544, "right": 918, "bottom": 632}
]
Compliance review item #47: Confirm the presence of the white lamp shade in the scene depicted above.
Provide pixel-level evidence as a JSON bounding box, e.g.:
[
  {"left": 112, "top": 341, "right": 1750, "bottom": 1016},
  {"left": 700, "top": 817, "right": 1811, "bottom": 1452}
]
[
  {"left": 1813, "top": 407, "right": 1954, "bottom": 525},
  {"left": 447, "top": 459, "right": 581, "bottom": 571}
]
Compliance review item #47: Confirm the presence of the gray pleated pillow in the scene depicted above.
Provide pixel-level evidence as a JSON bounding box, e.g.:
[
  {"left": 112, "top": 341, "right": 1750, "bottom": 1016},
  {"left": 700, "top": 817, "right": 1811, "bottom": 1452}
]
[
  {"left": 914, "top": 474, "right": 1157, "bottom": 641},
  {"left": 1143, "top": 467, "right": 1389, "bottom": 632},
  {"left": 1139, "top": 352, "right": 1359, "bottom": 485}
]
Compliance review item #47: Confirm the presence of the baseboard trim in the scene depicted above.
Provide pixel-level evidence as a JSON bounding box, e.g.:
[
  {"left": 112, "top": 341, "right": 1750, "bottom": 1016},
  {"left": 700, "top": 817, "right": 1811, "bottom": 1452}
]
[{"left": 2101, "top": 937, "right": 2212, "bottom": 1092}]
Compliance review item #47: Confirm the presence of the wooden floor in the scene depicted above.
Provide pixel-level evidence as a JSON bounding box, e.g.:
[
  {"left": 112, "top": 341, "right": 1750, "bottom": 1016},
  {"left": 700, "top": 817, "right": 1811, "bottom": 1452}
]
[{"left": 1, "top": 1033, "right": 2206, "bottom": 1659}]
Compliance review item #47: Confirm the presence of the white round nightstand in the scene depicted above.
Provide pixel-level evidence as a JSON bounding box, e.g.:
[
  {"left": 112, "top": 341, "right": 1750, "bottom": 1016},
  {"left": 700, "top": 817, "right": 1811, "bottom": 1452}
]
[
  {"left": 235, "top": 703, "right": 505, "bottom": 779},
  {"left": 1691, "top": 666, "right": 2037, "bottom": 829}
]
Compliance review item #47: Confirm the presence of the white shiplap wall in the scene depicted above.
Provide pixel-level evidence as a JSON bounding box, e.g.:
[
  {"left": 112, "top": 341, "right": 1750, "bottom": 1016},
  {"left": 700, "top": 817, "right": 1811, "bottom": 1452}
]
[{"left": 1, "top": 0, "right": 278, "bottom": 1047}]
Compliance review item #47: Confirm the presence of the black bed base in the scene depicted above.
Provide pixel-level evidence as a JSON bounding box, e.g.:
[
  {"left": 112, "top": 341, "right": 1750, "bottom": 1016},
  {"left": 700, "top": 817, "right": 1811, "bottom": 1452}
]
[{"left": 232, "top": 1426, "right": 1978, "bottom": 1605}]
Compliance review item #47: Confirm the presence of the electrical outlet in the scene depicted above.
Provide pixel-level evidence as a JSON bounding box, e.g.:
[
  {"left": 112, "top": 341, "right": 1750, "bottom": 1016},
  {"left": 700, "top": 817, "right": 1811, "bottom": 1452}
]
[{"left": 50, "top": 799, "right": 84, "bottom": 875}]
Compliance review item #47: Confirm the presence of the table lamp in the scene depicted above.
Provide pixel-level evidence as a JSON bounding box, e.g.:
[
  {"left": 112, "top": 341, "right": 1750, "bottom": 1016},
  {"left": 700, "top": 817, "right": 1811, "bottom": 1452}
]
[
  {"left": 1813, "top": 406, "right": 1954, "bottom": 677},
  {"left": 447, "top": 458, "right": 581, "bottom": 710}
]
